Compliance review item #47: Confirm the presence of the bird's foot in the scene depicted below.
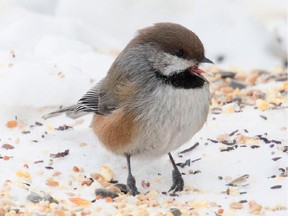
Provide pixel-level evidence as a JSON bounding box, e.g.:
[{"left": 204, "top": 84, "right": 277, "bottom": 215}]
[
  {"left": 169, "top": 168, "right": 184, "bottom": 194},
  {"left": 127, "top": 174, "right": 139, "bottom": 196}
]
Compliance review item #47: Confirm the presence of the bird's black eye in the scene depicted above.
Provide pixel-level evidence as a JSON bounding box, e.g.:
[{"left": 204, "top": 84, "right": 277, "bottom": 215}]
[{"left": 175, "top": 49, "right": 185, "bottom": 58}]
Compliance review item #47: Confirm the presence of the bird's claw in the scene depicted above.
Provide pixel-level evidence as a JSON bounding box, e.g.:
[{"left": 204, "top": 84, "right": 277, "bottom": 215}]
[
  {"left": 127, "top": 174, "right": 139, "bottom": 196},
  {"left": 169, "top": 169, "right": 184, "bottom": 193}
]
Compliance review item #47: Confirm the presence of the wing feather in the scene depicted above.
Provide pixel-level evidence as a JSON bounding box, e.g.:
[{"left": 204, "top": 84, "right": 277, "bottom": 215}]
[
  {"left": 43, "top": 83, "right": 117, "bottom": 119},
  {"left": 75, "top": 88, "right": 100, "bottom": 113}
]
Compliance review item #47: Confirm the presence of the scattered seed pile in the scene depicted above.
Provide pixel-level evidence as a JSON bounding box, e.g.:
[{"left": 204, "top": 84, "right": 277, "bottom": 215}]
[
  {"left": 0, "top": 67, "right": 287, "bottom": 215},
  {"left": 208, "top": 67, "right": 287, "bottom": 113}
]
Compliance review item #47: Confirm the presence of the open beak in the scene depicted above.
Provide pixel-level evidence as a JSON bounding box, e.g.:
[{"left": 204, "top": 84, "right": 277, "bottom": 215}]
[
  {"left": 189, "top": 57, "right": 214, "bottom": 77},
  {"left": 189, "top": 67, "right": 204, "bottom": 74}
]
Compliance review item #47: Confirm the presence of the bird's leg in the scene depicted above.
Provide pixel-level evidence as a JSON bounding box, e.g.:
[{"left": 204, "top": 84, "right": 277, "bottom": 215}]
[
  {"left": 168, "top": 152, "right": 184, "bottom": 193},
  {"left": 125, "top": 154, "right": 139, "bottom": 196}
]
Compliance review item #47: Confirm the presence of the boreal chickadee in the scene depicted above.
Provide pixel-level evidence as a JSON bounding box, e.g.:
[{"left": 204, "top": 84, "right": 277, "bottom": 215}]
[{"left": 44, "top": 22, "right": 213, "bottom": 195}]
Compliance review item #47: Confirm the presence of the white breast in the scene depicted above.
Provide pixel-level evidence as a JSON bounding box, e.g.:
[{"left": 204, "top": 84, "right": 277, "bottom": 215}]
[{"left": 126, "top": 84, "right": 210, "bottom": 156}]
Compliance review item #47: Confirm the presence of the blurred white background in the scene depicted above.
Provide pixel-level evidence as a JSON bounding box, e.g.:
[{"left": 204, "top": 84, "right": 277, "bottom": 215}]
[
  {"left": 0, "top": 0, "right": 287, "bottom": 107},
  {"left": 1, "top": 0, "right": 287, "bottom": 68}
]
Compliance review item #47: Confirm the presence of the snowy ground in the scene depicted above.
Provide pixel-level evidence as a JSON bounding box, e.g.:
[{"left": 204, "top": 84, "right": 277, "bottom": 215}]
[{"left": 0, "top": 0, "right": 287, "bottom": 215}]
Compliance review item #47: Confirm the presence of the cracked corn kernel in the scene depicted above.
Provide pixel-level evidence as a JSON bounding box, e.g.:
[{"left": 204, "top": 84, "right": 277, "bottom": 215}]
[
  {"left": 230, "top": 202, "right": 243, "bottom": 209},
  {"left": 256, "top": 99, "right": 269, "bottom": 111},
  {"left": 217, "top": 209, "right": 224, "bottom": 214},
  {"left": 69, "top": 197, "right": 91, "bottom": 206},
  {"left": 6, "top": 120, "right": 17, "bottom": 128},
  {"left": 283, "top": 81, "right": 288, "bottom": 91},
  {"left": 249, "top": 200, "right": 262, "bottom": 214},
  {"left": 98, "top": 165, "right": 114, "bottom": 182},
  {"left": 46, "top": 180, "right": 59, "bottom": 187},
  {"left": 54, "top": 210, "right": 65, "bottom": 216},
  {"left": 73, "top": 166, "right": 80, "bottom": 172},
  {"left": 16, "top": 171, "right": 30, "bottom": 178},
  {"left": 105, "top": 197, "right": 113, "bottom": 203},
  {"left": 3, "top": 156, "right": 10, "bottom": 161}
]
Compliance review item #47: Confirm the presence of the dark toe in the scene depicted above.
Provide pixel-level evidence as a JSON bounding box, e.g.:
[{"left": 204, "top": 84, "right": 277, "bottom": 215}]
[
  {"left": 169, "top": 169, "right": 184, "bottom": 193},
  {"left": 127, "top": 175, "right": 139, "bottom": 196}
]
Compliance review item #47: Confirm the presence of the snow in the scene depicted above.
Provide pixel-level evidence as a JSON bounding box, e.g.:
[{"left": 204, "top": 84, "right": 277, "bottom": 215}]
[{"left": 0, "top": 0, "right": 287, "bottom": 215}]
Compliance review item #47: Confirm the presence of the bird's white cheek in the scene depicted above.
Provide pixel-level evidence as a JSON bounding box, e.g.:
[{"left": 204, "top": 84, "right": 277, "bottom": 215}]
[{"left": 162, "top": 54, "right": 195, "bottom": 76}]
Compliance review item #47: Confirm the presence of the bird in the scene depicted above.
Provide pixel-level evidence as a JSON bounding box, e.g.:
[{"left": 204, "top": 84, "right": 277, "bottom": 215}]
[{"left": 44, "top": 22, "right": 213, "bottom": 196}]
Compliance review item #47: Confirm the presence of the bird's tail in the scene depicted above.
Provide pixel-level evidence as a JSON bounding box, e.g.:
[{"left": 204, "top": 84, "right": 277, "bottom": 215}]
[{"left": 42, "top": 105, "right": 88, "bottom": 120}]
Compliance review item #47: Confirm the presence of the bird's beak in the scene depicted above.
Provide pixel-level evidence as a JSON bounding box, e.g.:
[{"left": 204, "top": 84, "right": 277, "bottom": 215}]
[
  {"left": 189, "top": 57, "right": 215, "bottom": 77},
  {"left": 201, "top": 57, "right": 214, "bottom": 64}
]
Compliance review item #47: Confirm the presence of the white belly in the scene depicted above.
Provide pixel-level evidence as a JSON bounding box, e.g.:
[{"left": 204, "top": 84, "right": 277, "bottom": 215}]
[{"left": 126, "top": 84, "right": 210, "bottom": 156}]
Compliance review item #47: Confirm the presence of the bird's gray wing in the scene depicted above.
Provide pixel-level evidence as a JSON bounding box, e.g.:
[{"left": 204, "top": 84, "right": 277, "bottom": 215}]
[
  {"left": 75, "top": 85, "right": 116, "bottom": 115},
  {"left": 75, "top": 87, "right": 101, "bottom": 113},
  {"left": 43, "top": 83, "right": 117, "bottom": 119}
]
